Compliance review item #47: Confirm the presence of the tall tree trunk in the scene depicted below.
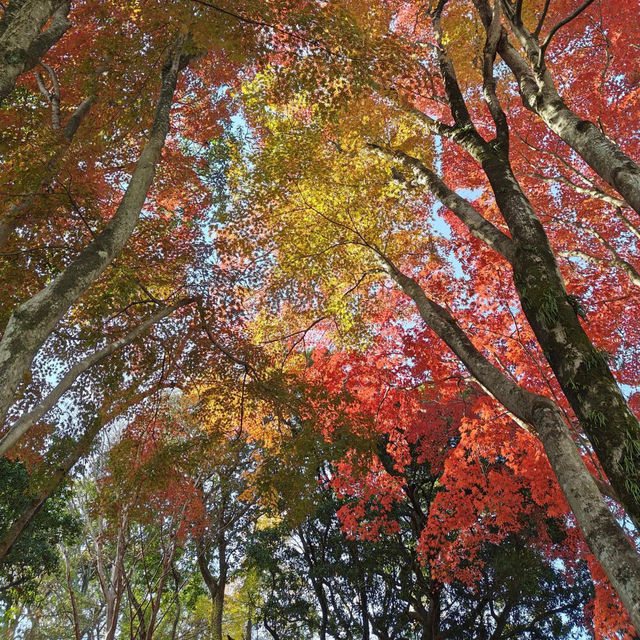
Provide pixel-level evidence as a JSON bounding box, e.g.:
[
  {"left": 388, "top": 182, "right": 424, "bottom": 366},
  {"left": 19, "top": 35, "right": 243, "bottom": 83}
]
[
  {"left": 196, "top": 532, "right": 228, "bottom": 640},
  {"left": 170, "top": 563, "right": 182, "bottom": 640},
  {"left": 359, "top": 580, "right": 370, "bottom": 640},
  {"left": 0, "top": 35, "right": 189, "bottom": 426},
  {"left": 144, "top": 536, "right": 180, "bottom": 640},
  {"left": 0, "top": 414, "right": 104, "bottom": 561},
  {"left": 213, "top": 532, "right": 228, "bottom": 640},
  {"left": 480, "top": 148, "right": 640, "bottom": 529},
  {"left": 384, "top": 141, "right": 640, "bottom": 527},
  {"left": 297, "top": 527, "right": 329, "bottom": 640},
  {"left": 381, "top": 256, "right": 640, "bottom": 630},
  {"left": 379, "top": 28, "right": 640, "bottom": 611},
  {"left": 211, "top": 589, "right": 224, "bottom": 640},
  {"left": 0, "top": 0, "right": 71, "bottom": 102}
]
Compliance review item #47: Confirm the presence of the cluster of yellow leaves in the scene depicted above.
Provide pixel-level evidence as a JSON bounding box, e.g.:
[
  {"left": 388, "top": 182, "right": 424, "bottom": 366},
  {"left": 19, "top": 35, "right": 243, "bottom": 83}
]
[{"left": 233, "top": 71, "right": 441, "bottom": 349}]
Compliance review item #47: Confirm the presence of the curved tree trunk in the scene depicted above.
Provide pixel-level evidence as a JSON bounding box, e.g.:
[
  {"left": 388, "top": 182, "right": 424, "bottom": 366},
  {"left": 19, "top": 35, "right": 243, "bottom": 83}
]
[
  {"left": 481, "top": 149, "right": 640, "bottom": 530},
  {"left": 381, "top": 256, "right": 640, "bottom": 630},
  {"left": 0, "top": 35, "right": 190, "bottom": 427}
]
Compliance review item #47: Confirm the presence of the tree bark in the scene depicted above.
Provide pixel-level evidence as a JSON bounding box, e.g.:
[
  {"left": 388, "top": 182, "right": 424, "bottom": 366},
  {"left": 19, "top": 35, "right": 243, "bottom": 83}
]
[
  {"left": 381, "top": 135, "right": 640, "bottom": 526},
  {"left": 381, "top": 255, "right": 640, "bottom": 630},
  {"left": 0, "top": 35, "right": 189, "bottom": 427},
  {"left": 297, "top": 526, "right": 329, "bottom": 640},
  {"left": 244, "top": 612, "right": 252, "bottom": 640},
  {"left": 197, "top": 532, "right": 228, "bottom": 640},
  {"left": 63, "top": 548, "right": 82, "bottom": 640},
  {"left": 0, "top": 0, "right": 71, "bottom": 103},
  {"left": 0, "top": 414, "right": 104, "bottom": 562}
]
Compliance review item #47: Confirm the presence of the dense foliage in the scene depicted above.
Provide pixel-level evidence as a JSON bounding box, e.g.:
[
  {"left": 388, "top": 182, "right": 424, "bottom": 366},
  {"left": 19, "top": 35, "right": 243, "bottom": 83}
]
[{"left": 0, "top": 0, "right": 639, "bottom": 638}]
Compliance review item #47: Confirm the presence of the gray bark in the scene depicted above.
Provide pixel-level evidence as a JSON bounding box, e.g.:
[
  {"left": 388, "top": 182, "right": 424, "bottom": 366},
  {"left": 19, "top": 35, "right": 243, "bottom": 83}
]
[
  {"left": 503, "top": 41, "right": 640, "bottom": 214},
  {"left": 0, "top": 0, "right": 71, "bottom": 103},
  {"left": 471, "top": 0, "right": 640, "bottom": 215},
  {"left": 0, "top": 298, "right": 193, "bottom": 457},
  {"left": 0, "top": 37, "right": 188, "bottom": 426},
  {"left": 400, "top": 120, "right": 640, "bottom": 530}
]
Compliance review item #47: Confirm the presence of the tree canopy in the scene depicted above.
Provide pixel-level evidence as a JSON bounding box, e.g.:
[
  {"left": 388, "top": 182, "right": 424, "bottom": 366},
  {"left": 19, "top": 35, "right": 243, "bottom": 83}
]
[{"left": 0, "top": 0, "right": 639, "bottom": 638}]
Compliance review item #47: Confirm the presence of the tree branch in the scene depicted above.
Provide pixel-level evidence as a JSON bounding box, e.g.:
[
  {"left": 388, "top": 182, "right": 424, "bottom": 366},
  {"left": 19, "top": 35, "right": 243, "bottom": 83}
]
[
  {"left": 0, "top": 297, "right": 195, "bottom": 457},
  {"left": 541, "top": 0, "right": 597, "bottom": 54},
  {"left": 368, "top": 143, "right": 515, "bottom": 261}
]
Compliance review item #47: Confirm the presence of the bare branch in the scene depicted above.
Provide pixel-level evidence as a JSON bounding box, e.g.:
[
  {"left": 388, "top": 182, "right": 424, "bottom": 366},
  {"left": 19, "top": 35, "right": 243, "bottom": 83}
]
[{"left": 533, "top": 0, "right": 552, "bottom": 37}]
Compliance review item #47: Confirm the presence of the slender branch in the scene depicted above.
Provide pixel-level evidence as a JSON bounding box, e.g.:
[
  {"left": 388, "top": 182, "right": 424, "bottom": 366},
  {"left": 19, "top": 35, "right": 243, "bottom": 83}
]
[
  {"left": 533, "top": 0, "right": 552, "bottom": 37},
  {"left": 0, "top": 297, "right": 194, "bottom": 456},
  {"left": 541, "top": 0, "right": 597, "bottom": 54},
  {"left": 481, "top": 0, "right": 509, "bottom": 151},
  {"left": 513, "top": 0, "right": 524, "bottom": 25},
  {"left": 559, "top": 248, "right": 640, "bottom": 288}
]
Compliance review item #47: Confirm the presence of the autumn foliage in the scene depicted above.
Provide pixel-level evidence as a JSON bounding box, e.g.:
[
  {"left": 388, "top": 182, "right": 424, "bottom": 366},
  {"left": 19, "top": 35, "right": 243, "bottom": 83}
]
[{"left": 0, "top": 0, "right": 639, "bottom": 638}]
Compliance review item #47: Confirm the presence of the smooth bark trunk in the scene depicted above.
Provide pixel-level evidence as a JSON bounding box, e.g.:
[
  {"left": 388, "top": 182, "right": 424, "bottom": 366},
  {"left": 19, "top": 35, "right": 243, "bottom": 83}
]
[
  {"left": 384, "top": 138, "right": 640, "bottom": 525},
  {"left": 197, "top": 534, "right": 228, "bottom": 640},
  {"left": 0, "top": 36, "right": 188, "bottom": 426}
]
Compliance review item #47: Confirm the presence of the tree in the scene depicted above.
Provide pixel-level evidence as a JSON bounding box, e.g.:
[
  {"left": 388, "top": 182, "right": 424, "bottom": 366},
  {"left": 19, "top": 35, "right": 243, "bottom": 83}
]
[
  {"left": 1, "top": 0, "right": 639, "bottom": 636},
  {"left": 0, "top": 457, "right": 79, "bottom": 604},
  {"left": 218, "top": 0, "right": 640, "bottom": 626}
]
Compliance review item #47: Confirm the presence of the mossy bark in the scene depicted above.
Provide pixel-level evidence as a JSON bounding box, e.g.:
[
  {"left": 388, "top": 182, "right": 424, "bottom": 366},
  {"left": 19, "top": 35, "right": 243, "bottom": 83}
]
[
  {"left": 0, "top": 0, "right": 71, "bottom": 103},
  {"left": 480, "top": 151, "right": 640, "bottom": 529}
]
